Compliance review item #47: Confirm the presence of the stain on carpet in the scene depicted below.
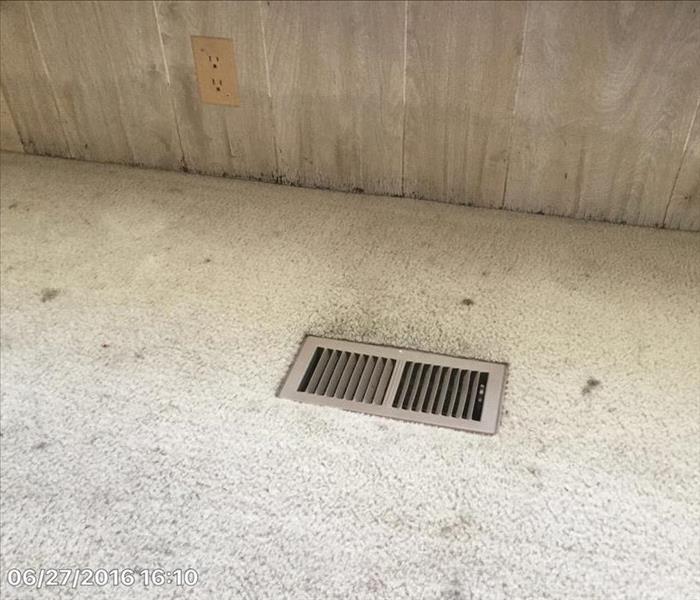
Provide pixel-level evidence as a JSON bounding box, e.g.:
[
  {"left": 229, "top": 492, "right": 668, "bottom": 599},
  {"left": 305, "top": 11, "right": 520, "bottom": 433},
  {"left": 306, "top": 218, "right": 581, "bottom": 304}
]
[
  {"left": 40, "top": 288, "right": 60, "bottom": 303},
  {"left": 582, "top": 377, "right": 601, "bottom": 395},
  {"left": 438, "top": 514, "right": 472, "bottom": 537}
]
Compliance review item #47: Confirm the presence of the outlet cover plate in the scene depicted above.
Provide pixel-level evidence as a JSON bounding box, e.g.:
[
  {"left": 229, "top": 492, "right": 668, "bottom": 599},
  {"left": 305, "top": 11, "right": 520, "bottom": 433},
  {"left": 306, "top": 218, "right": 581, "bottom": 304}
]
[{"left": 191, "top": 36, "right": 240, "bottom": 106}]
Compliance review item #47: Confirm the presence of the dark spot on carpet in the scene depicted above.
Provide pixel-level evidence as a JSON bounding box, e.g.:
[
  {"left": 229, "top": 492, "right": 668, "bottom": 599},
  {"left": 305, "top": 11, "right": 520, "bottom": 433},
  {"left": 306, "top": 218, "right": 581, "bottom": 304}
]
[
  {"left": 40, "top": 288, "right": 60, "bottom": 303},
  {"left": 582, "top": 377, "right": 601, "bottom": 395},
  {"left": 439, "top": 515, "right": 471, "bottom": 537},
  {"left": 481, "top": 270, "right": 489, "bottom": 277},
  {"left": 8, "top": 203, "right": 18, "bottom": 209},
  {"left": 101, "top": 343, "right": 110, "bottom": 348},
  {"left": 135, "top": 351, "right": 144, "bottom": 359},
  {"left": 32, "top": 441, "right": 48, "bottom": 451},
  {"left": 527, "top": 465, "right": 540, "bottom": 477},
  {"left": 461, "top": 298, "right": 474, "bottom": 306},
  {"left": 442, "top": 579, "right": 466, "bottom": 600},
  {"left": 366, "top": 576, "right": 386, "bottom": 593},
  {"left": 203, "top": 257, "right": 211, "bottom": 263},
  {"left": 352, "top": 186, "right": 364, "bottom": 194}
]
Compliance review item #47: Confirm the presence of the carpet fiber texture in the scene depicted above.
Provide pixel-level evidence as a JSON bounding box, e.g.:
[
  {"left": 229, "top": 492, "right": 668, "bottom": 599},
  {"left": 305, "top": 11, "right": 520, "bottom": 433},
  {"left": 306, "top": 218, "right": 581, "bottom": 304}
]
[{"left": 1, "top": 152, "right": 699, "bottom": 599}]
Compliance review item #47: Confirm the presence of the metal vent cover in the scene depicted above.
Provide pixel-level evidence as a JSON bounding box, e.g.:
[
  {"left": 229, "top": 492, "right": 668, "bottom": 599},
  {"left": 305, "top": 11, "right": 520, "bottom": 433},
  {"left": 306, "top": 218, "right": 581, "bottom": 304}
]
[{"left": 279, "top": 336, "right": 507, "bottom": 434}]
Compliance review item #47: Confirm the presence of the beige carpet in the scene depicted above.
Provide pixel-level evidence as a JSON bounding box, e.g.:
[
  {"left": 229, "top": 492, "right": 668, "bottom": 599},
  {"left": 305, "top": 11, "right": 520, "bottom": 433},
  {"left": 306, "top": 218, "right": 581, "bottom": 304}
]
[{"left": 1, "top": 152, "right": 699, "bottom": 599}]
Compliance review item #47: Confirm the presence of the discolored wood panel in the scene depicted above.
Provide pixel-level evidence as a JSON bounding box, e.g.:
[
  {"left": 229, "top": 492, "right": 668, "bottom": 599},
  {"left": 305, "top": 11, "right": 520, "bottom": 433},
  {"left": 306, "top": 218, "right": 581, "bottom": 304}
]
[
  {"left": 403, "top": 0, "right": 527, "bottom": 207},
  {"left": 156, "top": 0, "right": 276, "bottom": 179},
  {"left": 0, "top": 0, "right": 70, "bottom": 156},
  {"left": 504, "top": 1, "right": 700, "bottom": 226},
  {"left": 27, "top": 0, "right": 182, "bottom": 169},
  {"left": 261, "top": 0, "right": 405, "bottom": 194},
  {"left": 0, "top": 88, "right": 24, "bottom": 153},
  {"left": 665, "top": 101, "right": 700, "bottom": 231},
  {"left": 1, "top": 0, "right": 699, "bottom": 230}
]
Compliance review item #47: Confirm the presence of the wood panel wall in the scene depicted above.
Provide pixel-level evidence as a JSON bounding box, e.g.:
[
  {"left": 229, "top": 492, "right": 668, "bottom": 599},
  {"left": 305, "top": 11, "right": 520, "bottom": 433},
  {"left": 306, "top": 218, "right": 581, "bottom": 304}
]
[{"left": 1, "top": 0, "right": 698, "bottom": 231}]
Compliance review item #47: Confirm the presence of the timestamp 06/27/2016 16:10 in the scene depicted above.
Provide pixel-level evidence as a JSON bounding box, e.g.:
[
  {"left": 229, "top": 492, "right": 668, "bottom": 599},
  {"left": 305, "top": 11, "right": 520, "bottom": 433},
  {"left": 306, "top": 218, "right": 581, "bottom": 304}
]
[{"left": 5, "top": 567, "right": 200, "bottom": 589}]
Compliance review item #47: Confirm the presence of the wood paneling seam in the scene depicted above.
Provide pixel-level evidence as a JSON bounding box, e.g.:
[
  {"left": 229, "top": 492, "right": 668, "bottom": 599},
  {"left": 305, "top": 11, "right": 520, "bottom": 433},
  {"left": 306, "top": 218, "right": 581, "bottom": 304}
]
[
  {"left": 151, "top": 0, "right": 186, "bottom": 170},
  {"left": 24, "top": 0, "right": 72, "bottom": 158},
  {"left": 499, "top": 0, "right": 530, "bottom": 210},
  {"left": 400, "top": 0, "right": 409, "bottom": 196},
  {"left": 91, "top": 1, "right": 137, "bottom": 164},
  {"left": 257, "top": 0, "right": 279, "bottom": 177},
  {"left": 663, "top": 95, "right": 699, "bottom": 226},
  {"left": 0, "top": 82, "right": 24, "bottom": 151}
]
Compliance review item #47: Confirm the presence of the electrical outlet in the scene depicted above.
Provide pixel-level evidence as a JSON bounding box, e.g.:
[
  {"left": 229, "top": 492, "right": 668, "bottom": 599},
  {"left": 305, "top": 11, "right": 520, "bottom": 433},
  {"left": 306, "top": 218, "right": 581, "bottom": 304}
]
[{"left": 191, "top": 36, "right": 240, "bottom": 107}]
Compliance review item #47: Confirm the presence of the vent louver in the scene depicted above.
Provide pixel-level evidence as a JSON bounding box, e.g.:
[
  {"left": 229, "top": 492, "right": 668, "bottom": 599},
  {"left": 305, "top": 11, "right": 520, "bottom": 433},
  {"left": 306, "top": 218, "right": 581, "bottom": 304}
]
[
  {"left": 298, "top": 347, "right": 396, "bottom": 404},
  {"left": 279, "top": 336, "right": 507, "bottom": 434}
]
